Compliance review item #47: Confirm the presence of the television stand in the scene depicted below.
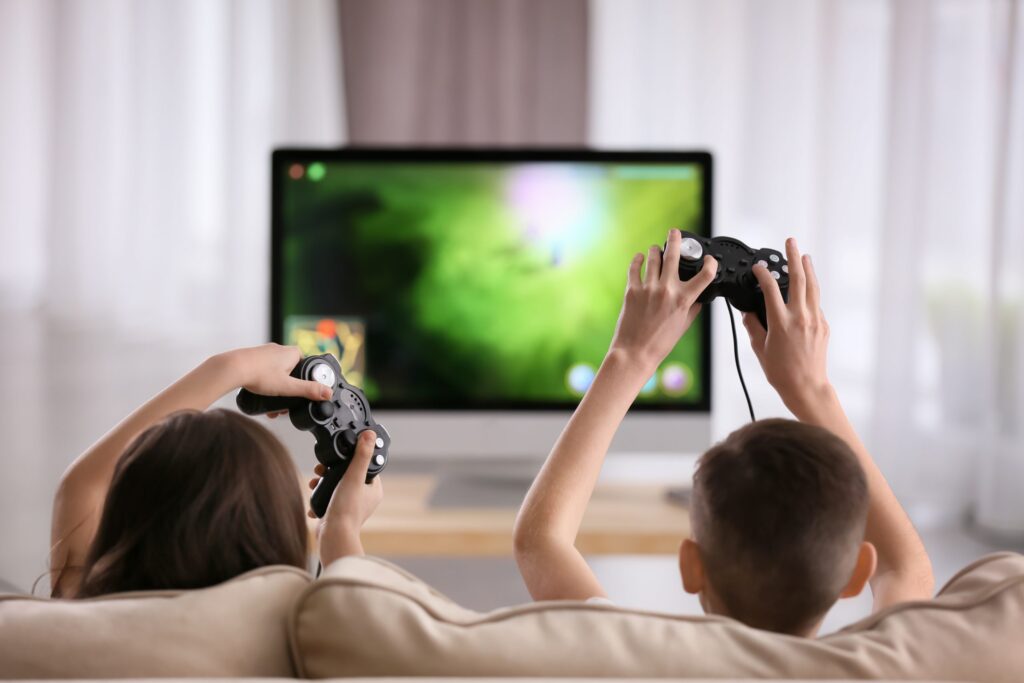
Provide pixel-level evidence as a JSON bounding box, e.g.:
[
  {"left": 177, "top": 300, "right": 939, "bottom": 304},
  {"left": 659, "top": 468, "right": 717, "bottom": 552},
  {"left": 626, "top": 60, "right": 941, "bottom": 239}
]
[
  {"left": 422, "top": 452, "right": 698, "bottom": 510},
  {"left": 316, "top": 456, "right": 693, "bottom": 557},
  {"left": 664, "top": 486, "right": 692, "bottom": 507},
  {"left": 429, "top": 469, "right": 537, "bottom": 509}
]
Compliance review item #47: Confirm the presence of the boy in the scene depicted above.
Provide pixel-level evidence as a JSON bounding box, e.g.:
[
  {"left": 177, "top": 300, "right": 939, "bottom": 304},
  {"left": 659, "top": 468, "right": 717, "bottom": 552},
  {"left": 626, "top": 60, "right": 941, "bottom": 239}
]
[{"left": 513, "top": 229, "right": 934, "bottom": 637}]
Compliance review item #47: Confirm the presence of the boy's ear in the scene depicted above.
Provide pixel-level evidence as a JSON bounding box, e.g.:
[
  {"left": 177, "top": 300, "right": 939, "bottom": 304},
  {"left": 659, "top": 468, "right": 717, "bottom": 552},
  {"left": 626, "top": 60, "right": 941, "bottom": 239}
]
[
  {"left": 839, "top": 541, "right": 877, "bottom": 598},
  {"left": 678, "top": 538, "right": 705, "bottom": 594}
]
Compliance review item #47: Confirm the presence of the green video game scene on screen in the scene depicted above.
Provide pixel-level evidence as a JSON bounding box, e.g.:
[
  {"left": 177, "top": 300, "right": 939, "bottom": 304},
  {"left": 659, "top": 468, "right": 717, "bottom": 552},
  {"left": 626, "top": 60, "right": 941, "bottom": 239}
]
[{"left": 274, "top": 149, "right": 711, "bottom": 411}]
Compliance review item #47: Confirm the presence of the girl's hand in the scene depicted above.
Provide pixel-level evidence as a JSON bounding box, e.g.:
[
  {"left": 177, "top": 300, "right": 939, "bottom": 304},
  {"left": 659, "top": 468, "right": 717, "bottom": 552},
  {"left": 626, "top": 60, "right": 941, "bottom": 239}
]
[
  {"left": 226, "top": 343, "right": 332, "bottom": 402},
  {"left": 609, "top": 229, "right": 718, "bottom": 373},
  {"left": 313, "top": 430, "right": 384, "bottom": 565}
]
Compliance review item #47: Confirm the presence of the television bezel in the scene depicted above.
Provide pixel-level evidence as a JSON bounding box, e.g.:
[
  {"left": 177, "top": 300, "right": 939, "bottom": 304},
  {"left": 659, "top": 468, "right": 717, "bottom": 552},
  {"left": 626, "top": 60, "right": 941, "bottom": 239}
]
[{"left": 270, "top": 147, "right": 712, "bottom": 413}]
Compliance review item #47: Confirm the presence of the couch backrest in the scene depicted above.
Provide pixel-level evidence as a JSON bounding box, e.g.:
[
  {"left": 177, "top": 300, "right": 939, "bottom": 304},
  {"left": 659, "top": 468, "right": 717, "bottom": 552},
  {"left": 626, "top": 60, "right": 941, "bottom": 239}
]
[
  {"left": 289, "top": 552, "right": 1024, "bottom": 681},
  {"left": 0, "top": 565, "right": 310, "bottom": 679},
  {"left": 3, "top": 553, "right": 1019, "bottom": 680}
]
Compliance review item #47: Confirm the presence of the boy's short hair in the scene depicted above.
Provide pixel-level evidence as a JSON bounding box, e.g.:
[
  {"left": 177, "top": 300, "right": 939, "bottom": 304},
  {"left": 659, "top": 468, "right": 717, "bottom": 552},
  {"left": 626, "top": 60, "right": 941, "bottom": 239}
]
[{"left": 690, "top": 418, "right": 869, "bottom": 635}]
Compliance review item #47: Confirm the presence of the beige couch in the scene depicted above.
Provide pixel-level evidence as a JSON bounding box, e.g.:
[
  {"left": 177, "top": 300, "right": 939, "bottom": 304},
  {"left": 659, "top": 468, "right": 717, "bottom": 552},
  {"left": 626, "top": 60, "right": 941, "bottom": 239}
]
[{"left": 2, "top": 552, "right": 1023, "bottom": 681}]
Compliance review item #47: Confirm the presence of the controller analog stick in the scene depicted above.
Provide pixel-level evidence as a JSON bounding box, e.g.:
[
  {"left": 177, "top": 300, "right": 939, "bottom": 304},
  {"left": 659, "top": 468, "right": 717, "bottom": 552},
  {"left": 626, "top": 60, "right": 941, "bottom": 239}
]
[
  {"left": 309, "top": 362, "right": 336, "bottom": 388},
  {"left": 679, "top": 237, "right": 703, "bottom": 261},
  {"left": 336, "top": 429, "right": 359, "bottom": 452},
  {"left": 311, "top": 400, "right": 335, "bottom": 421}
]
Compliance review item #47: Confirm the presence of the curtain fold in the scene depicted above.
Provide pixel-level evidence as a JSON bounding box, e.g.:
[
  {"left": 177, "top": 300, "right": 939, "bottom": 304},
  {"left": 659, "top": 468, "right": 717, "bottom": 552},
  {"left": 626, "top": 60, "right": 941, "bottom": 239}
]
[
  {"left": 0, "top": 0, "right": 346, "bottom": 346},
  {"left": 338, "top": 0, "right": 588, "bottom": 145}
]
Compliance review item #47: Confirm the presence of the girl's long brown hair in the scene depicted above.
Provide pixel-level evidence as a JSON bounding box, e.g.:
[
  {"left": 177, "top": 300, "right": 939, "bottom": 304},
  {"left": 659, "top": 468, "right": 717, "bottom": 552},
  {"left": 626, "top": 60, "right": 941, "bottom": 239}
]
[{"left": 73, "top": 409, "right": 308, "bottom": 598}]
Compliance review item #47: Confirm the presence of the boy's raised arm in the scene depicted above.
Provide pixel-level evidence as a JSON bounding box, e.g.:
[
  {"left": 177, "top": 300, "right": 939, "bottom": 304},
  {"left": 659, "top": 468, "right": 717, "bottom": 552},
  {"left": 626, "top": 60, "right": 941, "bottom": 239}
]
[
  {"left": 513, "top": 230, "right": 716, "bottom": 601},
  {"left": 742, "top": 238, "right": 934, "bottom": 611}
]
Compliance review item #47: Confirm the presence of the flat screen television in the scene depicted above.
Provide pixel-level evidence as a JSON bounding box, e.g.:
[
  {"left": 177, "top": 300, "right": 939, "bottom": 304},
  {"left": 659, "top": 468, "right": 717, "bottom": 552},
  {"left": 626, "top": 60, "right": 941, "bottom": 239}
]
[{"left": 271, "top": 148, "right": 712, "bottom": 457}]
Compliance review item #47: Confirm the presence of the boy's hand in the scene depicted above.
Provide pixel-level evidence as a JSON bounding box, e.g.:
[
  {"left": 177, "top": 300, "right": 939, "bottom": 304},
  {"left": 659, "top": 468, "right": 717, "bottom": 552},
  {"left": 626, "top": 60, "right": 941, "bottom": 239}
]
[
  {"left": 227, "top": 343, "right": 332, "bottom": 402},
  {"left": 314, "top": 430, "right": 384, "bottom": 565},
  {"left": 610, "top": 229, "right": 718, "bottom": 373},
  {"left": 741, "top": 237, "right": 832, "bottom": 419}
]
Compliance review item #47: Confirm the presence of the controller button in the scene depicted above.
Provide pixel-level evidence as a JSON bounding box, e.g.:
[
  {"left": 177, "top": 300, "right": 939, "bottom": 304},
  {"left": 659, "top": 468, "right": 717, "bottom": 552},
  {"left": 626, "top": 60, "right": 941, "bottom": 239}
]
[
  {"left": 756, "top": 259, "right": 768, "bottom": 268},
  {"left": 375, "top": 436, "right": 384, "bottom": 448},
  {"left": 374, "top": 454, "right": 385, "bottom": 466},
  {"left": 771, "top": 271, "right": 781, "bottom": 280},
  {"left": 769, "top": 254, "right": 780, "bottom": 263},
  {"left": 738, "top": 259, "right": 749, "bottom": 266},
  {"left": 679, "top": 237, "right": 703, "bottom": 261},
  {"left": 782, "top": 264, "right": 789, "bottom": 273},
  {"left": 726, "top": 266, "right": 736, "bottom": 274}
]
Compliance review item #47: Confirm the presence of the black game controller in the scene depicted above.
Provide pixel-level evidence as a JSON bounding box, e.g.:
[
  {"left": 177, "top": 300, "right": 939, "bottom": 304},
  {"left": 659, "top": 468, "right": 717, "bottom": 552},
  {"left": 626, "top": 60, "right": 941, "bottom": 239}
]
[
  {"left": 236, "top": 354, "right": 389, "bottom": 518},
  {"left": 673, "top": 231, "right": 789, "bottom": 329}
]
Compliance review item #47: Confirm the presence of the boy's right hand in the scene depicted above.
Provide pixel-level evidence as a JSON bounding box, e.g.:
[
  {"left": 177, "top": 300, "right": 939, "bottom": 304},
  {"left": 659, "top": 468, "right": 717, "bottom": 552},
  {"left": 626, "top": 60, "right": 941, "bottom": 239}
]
[{"left": 742, "top": 237, "right": 834, "bottom": 419}]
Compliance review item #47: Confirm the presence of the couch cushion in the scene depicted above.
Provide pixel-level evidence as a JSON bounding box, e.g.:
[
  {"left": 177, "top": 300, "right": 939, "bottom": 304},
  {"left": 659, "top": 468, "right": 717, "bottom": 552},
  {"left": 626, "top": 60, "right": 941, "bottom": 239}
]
[
  {"left": 0, "top": 679, "right": 971, "bottom": 683},
  {"left": 0, "top": 565, "right": 310, "bottom": 679},
  {"left": 290, "top": 553, "right": 1024, "bottom": 681}
]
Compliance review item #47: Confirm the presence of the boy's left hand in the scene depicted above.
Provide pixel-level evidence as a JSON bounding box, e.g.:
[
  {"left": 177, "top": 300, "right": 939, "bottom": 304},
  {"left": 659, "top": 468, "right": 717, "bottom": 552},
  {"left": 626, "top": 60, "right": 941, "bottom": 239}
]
[{"left": 609, "top": 229, "right": 718, "bottom": 373}]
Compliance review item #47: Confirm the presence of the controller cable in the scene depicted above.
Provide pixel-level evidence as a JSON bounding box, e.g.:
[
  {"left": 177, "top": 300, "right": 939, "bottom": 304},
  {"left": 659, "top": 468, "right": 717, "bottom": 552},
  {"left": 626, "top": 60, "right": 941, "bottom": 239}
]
[{"left": 725, "top": 301, "right": 756, "bottom": 422}]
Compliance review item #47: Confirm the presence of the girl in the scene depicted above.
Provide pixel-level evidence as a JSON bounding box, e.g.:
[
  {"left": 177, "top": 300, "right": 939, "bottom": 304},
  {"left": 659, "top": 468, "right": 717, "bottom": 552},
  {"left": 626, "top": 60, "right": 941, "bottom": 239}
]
[{"left": 49, "top": 344, "right": 382, "bottom": 598}]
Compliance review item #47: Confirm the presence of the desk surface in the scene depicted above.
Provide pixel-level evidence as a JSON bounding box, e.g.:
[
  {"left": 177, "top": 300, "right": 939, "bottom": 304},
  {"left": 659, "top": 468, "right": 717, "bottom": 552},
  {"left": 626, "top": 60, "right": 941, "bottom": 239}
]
[{"left": 356, "top": 474, "right": 690, "bottom": 556}]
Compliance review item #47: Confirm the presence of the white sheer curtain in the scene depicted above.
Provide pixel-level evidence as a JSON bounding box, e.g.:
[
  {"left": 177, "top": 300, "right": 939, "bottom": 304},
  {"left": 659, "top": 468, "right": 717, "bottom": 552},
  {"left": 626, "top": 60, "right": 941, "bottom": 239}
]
[
  {"left": 590, "top": 0, "right": 1024, "bottom": 532},
  {"left": 0, "top": 0, "right": 346, "bottom": 346}
]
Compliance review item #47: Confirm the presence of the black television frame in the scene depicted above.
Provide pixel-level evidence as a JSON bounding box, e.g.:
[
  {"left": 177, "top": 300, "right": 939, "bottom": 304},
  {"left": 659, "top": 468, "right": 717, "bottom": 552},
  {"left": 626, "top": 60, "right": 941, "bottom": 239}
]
[{"left": 270, "top": 147, "right": 712, "bottom": 412}]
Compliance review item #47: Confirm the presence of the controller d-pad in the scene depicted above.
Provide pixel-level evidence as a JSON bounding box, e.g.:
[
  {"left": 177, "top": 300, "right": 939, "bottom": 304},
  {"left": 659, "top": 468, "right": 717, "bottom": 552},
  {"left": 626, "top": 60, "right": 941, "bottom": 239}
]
[{"left": 311, "top": 401, "right": 334, "bottom": 421}]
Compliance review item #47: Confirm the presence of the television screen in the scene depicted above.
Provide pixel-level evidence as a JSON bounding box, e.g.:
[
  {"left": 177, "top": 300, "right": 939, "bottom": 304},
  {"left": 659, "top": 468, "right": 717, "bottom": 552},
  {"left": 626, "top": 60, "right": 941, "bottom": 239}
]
[{"left": 272, "top": 149, "right": 711, "bottom": 410}]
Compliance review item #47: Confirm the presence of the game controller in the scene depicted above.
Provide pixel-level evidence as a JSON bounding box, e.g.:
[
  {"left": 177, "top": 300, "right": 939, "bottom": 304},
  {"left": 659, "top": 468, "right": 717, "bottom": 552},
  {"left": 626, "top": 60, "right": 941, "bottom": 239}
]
[
  {"left": 236, "top": 354, "right": 389, "bottom": 518},
  {"left": 673, "top": 231, "right": 789, "bottom": 329}
]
